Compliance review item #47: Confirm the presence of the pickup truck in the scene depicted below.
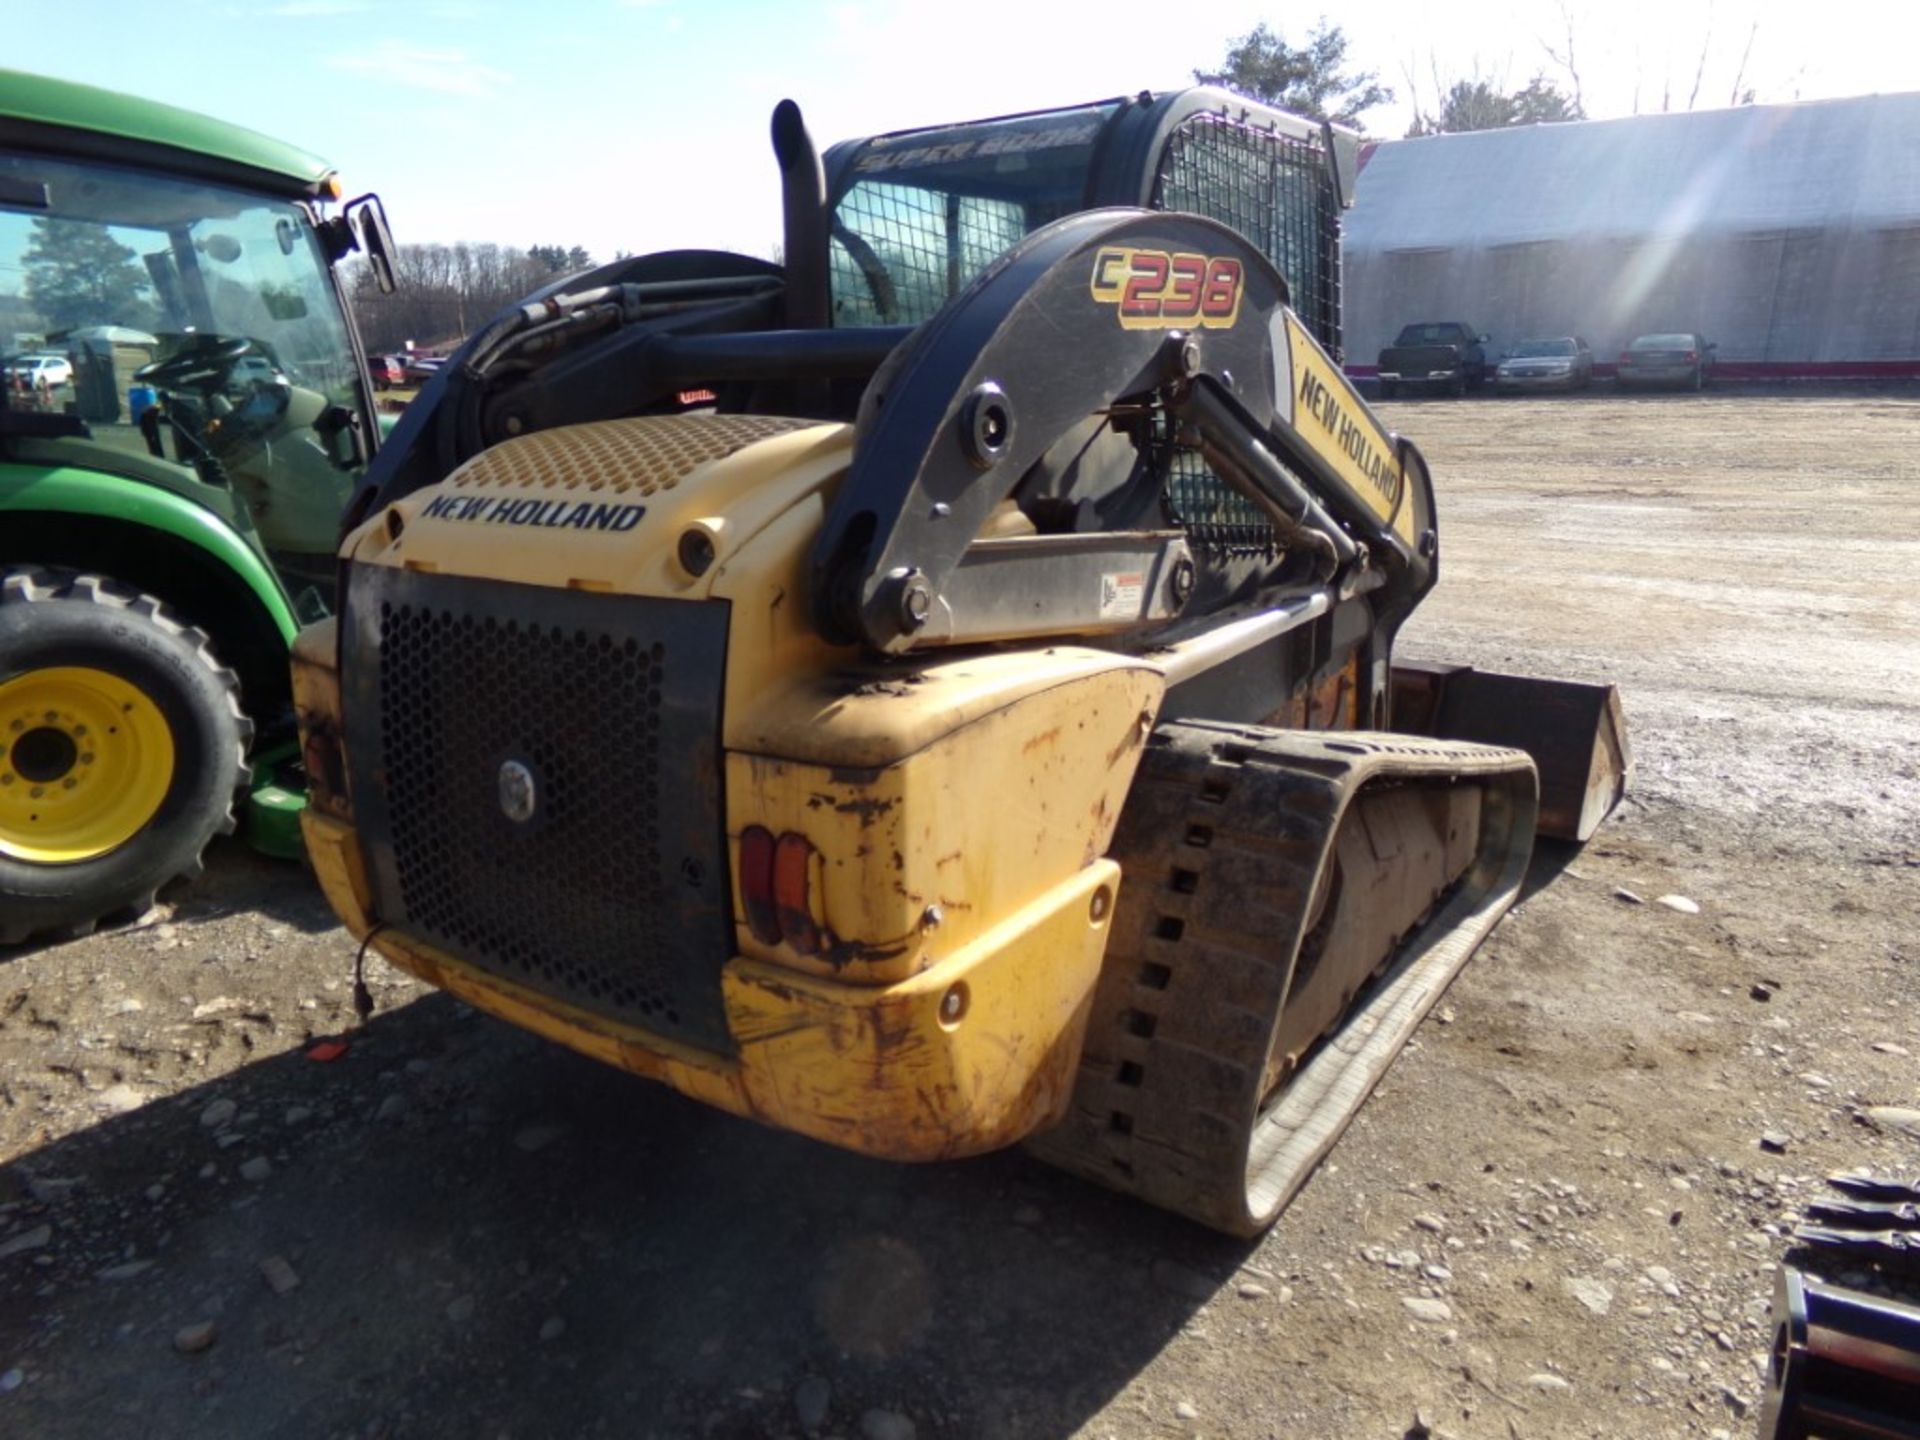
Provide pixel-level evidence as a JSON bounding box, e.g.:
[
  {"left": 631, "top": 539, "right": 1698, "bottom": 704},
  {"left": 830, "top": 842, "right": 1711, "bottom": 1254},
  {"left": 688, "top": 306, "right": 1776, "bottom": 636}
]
[{"left": 1377, "top": 322, "right": 1490, "bottom": 397}]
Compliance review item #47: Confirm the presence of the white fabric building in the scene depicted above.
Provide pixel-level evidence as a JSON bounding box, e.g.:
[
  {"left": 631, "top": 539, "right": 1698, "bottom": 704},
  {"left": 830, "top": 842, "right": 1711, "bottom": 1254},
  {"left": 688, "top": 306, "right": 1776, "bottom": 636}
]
[{"left": 1343, "top": 93, "right": 1920, "bottom": 377}]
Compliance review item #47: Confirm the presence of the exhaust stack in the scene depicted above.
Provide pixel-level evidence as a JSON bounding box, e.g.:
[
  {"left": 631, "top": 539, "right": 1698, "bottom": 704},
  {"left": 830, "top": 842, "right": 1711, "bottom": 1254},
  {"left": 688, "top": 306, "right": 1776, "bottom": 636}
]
[{"left": 771, "top": 99, "right": 829, "bottom": 332}]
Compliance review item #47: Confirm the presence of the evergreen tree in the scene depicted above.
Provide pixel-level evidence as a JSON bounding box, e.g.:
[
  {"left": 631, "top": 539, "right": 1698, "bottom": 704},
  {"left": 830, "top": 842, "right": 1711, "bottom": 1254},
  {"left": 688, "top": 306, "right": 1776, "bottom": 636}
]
[
  {"left": 1196, "top": 20, "right": 1392, "bottom": 129},
  {"left": 1406, "top": 75, "right": 1584, "bottom": 137},
  {"left": 23, "top": 219, "right": 156, "bottom": 331}
]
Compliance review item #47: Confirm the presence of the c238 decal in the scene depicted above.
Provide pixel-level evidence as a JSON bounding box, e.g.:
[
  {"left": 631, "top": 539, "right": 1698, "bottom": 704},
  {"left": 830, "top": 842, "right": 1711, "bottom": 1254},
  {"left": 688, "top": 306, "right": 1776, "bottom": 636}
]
[{"left": 1089, "top": 247, "right": 1245, "bottom": 329}]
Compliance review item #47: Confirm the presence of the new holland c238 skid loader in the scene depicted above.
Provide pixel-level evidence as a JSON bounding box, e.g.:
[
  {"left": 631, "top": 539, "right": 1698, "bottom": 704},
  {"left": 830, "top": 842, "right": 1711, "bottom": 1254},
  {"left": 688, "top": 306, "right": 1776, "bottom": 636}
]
[{"left": 294, "top": 91, "right": 1628, "bottom": 1235}]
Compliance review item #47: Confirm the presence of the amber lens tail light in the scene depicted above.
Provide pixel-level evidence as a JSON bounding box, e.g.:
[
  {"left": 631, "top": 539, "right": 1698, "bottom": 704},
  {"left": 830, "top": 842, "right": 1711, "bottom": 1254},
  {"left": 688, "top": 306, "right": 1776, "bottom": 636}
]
[
  {"left": 739, "top": 827, "right": 822, "bottom": 953},
  {"left": 772, "top": 833, "right": 821, "bottom": 954}
]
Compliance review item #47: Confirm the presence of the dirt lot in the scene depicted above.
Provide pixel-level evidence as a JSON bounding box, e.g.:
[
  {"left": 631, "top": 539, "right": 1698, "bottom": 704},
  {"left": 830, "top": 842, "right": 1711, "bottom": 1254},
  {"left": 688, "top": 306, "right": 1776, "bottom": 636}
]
[{"left": 2, "top": 393, "right": 1916, "bottom": 1439}]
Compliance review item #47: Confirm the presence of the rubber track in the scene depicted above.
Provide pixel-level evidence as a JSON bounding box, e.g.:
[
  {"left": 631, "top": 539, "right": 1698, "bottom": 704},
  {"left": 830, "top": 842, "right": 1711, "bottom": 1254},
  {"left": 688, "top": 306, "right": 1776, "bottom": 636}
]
[
  {"left": 1025, "top": 720, "right": 1537, "bottom": 1236},
  {"left": 0, "top": 566, "right": 252, "bottom": 945}
]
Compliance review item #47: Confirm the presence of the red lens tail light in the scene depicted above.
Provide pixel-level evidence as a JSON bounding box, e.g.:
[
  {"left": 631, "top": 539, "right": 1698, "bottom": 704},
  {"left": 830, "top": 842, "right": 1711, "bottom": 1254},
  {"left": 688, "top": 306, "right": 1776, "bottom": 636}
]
[
  {"left": 1618, "top": 352, "right": 1631, "bottom": 365},
  {"left": 773, "top": 833, "right": 821, "bottom": 954},
  {"left": 738, "top": 827, "right": 823, "bottom": 954},
  {"left": 1684, "top": 350, "right": 1698, "bottom": 362},
  {"left": 739, "top": 825, "right": 780, "bottom": 945}
]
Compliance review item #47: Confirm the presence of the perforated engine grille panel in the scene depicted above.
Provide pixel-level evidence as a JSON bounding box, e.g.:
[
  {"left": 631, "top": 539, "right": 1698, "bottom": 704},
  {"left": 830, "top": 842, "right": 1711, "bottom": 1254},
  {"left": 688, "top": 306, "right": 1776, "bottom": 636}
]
[
  {"left": 446, "top": 414, "right": 816, "bottom": 494},
  {"left": 342, "top": 566, "right": 735, "bottom": 1051}
]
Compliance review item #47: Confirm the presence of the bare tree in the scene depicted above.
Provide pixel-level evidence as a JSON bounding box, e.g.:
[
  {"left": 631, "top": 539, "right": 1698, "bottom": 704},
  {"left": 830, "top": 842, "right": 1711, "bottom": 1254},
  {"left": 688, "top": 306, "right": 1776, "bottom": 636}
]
[
  {"left": 1397, "top": 54, "right": 1430, "bottom": 133},
  {"left": 1685, "top": 2, "right": 1714, "bottom": 111},
  {"left": 1729, "top": 20, "right": 1760, "bottom": 106},
  {"left": 1539, "top": 2, "right": 1584, "bottom": 115},
  {"left": 348, "top": 240, "right": 597, "bottom": 353}
]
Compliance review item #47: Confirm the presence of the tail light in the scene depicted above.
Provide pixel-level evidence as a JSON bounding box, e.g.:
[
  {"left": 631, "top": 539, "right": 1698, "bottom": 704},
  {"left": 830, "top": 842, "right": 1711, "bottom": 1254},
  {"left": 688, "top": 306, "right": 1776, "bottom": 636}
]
[
  {"left": 739, "top": 825, "right": 780, "bottom": 944},
  {"left": 1684, "top": 350, "right": 1698, "bottom": 362},
  {"left": 1618, "top": 352, "right": 1631, "bottom": 365},
  {"left": 772, "top": 833, "right": 821, "bottom": 954},
  {"left": 737, "top": 825, "right": 824, "bottom": 954},
  {"left": 302, "top": 728, "right": 349, "bottom": 818}
]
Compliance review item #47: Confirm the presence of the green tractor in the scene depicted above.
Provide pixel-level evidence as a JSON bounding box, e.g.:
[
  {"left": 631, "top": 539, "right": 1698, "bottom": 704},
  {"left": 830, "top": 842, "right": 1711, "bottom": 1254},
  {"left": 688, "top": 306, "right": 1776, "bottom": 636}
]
[{"left": 0, "top": 70, "right": 396, "bottom": 943}]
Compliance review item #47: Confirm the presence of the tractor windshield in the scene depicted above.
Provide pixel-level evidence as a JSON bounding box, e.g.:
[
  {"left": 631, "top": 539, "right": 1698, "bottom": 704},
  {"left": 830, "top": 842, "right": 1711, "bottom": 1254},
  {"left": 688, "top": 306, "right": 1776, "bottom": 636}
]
[
  {"left": 828, "top": 103, "right": 1118, "bottom": 327},
  {"left": 0, "top": 148, "right": 366, "bottom": 598}
]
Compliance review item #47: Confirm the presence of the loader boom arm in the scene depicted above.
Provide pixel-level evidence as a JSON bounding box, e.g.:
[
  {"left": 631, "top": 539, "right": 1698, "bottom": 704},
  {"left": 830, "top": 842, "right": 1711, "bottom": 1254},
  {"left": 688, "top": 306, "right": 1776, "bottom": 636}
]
[{"left": 809, "top": 208, "right": 1436, "bottom": 654}]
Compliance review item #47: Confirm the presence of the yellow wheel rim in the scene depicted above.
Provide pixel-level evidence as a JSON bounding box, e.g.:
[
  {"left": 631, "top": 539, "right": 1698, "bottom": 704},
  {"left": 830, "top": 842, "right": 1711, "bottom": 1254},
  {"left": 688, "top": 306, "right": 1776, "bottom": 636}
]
[{"left": 0, "top": 666, "right": 175, "bottom": 863}]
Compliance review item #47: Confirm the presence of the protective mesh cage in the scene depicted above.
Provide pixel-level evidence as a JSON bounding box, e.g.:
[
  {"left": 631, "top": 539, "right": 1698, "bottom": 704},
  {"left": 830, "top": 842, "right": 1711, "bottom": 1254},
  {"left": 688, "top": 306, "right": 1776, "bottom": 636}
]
[
  {"left": 346, "top": 570, "right": 736, "bottom": 1051},
  {"left": 1153, "top": 113, "right": 1343, "bottom": 554},
  {"left": 1154, "top": 113, "right": 1341, "bottom": 346},
  {"left": 831, "top": 183, "right": 1031, "bottom": 326}
]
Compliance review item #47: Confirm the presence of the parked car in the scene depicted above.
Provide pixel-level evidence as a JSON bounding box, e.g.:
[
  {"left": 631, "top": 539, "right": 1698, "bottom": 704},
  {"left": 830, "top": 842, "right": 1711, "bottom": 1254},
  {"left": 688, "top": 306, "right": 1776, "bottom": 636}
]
[
  {"left": 402, "top": 354, "right": 445, "bottom": 385},
  {"left": 365, "top": 353, "right": 408, "bottom": 389},
  {"left": 7, "top": 353, "right": 73, "bottom": 389},
  {"left": 1494, "top": 337, "right": 1594, "bottom": 394},
  {"left": 1615, "top": 333, "right": 1715, "bottom": 391},
  {"left": 230, "top": 354, "right": 287, "bottom": 388},
  {"left": 1376, "top": 321, "right": 1490, "bottom": 398}
]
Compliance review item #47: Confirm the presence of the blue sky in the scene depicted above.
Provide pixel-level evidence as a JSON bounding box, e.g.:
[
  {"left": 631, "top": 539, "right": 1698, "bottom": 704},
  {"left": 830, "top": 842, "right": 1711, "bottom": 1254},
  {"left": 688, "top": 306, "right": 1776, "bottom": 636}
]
[{"left": 6, "top": 0, "right": 1913, "bottom": 264}]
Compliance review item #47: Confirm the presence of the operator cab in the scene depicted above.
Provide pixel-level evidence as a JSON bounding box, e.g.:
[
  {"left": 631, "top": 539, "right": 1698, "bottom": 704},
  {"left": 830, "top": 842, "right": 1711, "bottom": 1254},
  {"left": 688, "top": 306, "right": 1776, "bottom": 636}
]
[
  {"left": 819, "top": 93, "right": 1359, "bottom": 556},
  {"left": 0, "top": 147, "right": 377, "bottom": 611},
  {"left": 822, "top": 91, "right": 1357, "bottom": 351}
]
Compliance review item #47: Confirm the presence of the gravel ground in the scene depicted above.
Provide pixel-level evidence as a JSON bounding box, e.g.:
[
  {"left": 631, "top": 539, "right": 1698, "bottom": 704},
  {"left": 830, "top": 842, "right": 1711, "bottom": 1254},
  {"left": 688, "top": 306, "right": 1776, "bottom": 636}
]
[{"left": 2, "top": 391, "right": 1916, "bottom": 1439}]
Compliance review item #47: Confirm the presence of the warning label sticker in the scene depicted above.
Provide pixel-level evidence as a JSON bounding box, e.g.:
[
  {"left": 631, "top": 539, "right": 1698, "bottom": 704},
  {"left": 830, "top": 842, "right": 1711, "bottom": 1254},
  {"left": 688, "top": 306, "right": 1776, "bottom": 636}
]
[{"left": 1098, "top": 570, "right": 1146, "bottom": 620}]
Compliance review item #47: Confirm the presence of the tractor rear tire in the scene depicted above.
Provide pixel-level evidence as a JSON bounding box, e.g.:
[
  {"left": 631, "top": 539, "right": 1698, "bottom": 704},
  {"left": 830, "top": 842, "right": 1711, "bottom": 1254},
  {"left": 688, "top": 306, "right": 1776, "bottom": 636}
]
[{"left": 0, "top": 568, "right": 250, "bottom": 945}]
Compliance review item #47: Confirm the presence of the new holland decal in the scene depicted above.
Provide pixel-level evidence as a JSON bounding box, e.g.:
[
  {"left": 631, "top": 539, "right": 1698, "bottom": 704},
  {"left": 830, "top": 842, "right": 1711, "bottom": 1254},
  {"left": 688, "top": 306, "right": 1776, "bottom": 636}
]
[
  {"left": 1090, "top": 247, "right": 1244, "bottom": 329},
  {"left": 419, "top": 493, "right": 646, "bottom": 531},
  {"left": 1273, "top": 311, "right": 1416, "bottom": 548}
]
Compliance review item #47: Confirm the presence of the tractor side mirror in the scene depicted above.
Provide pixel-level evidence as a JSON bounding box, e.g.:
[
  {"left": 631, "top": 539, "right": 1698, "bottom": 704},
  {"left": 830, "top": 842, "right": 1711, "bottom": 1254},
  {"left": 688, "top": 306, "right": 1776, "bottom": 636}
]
[{"left": 345, "top": 194, "right": 398, "bottom": 295}]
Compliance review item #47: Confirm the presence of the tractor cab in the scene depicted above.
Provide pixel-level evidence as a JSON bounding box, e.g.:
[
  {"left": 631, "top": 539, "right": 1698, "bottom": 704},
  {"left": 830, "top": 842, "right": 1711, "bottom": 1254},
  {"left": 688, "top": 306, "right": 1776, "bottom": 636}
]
[
  {"left": 0, "top": 117, "right": 390, "bottom": 612},
  {"left": 0, "top": 67, "right": 395, "bottom": 942}
]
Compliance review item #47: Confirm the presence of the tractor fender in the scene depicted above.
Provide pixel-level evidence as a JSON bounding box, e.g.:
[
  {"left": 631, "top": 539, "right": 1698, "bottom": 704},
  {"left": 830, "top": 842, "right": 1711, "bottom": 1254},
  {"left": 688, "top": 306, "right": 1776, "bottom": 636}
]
[{"left": 0, "top": 463, "right": 299, "bottom": 711}]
